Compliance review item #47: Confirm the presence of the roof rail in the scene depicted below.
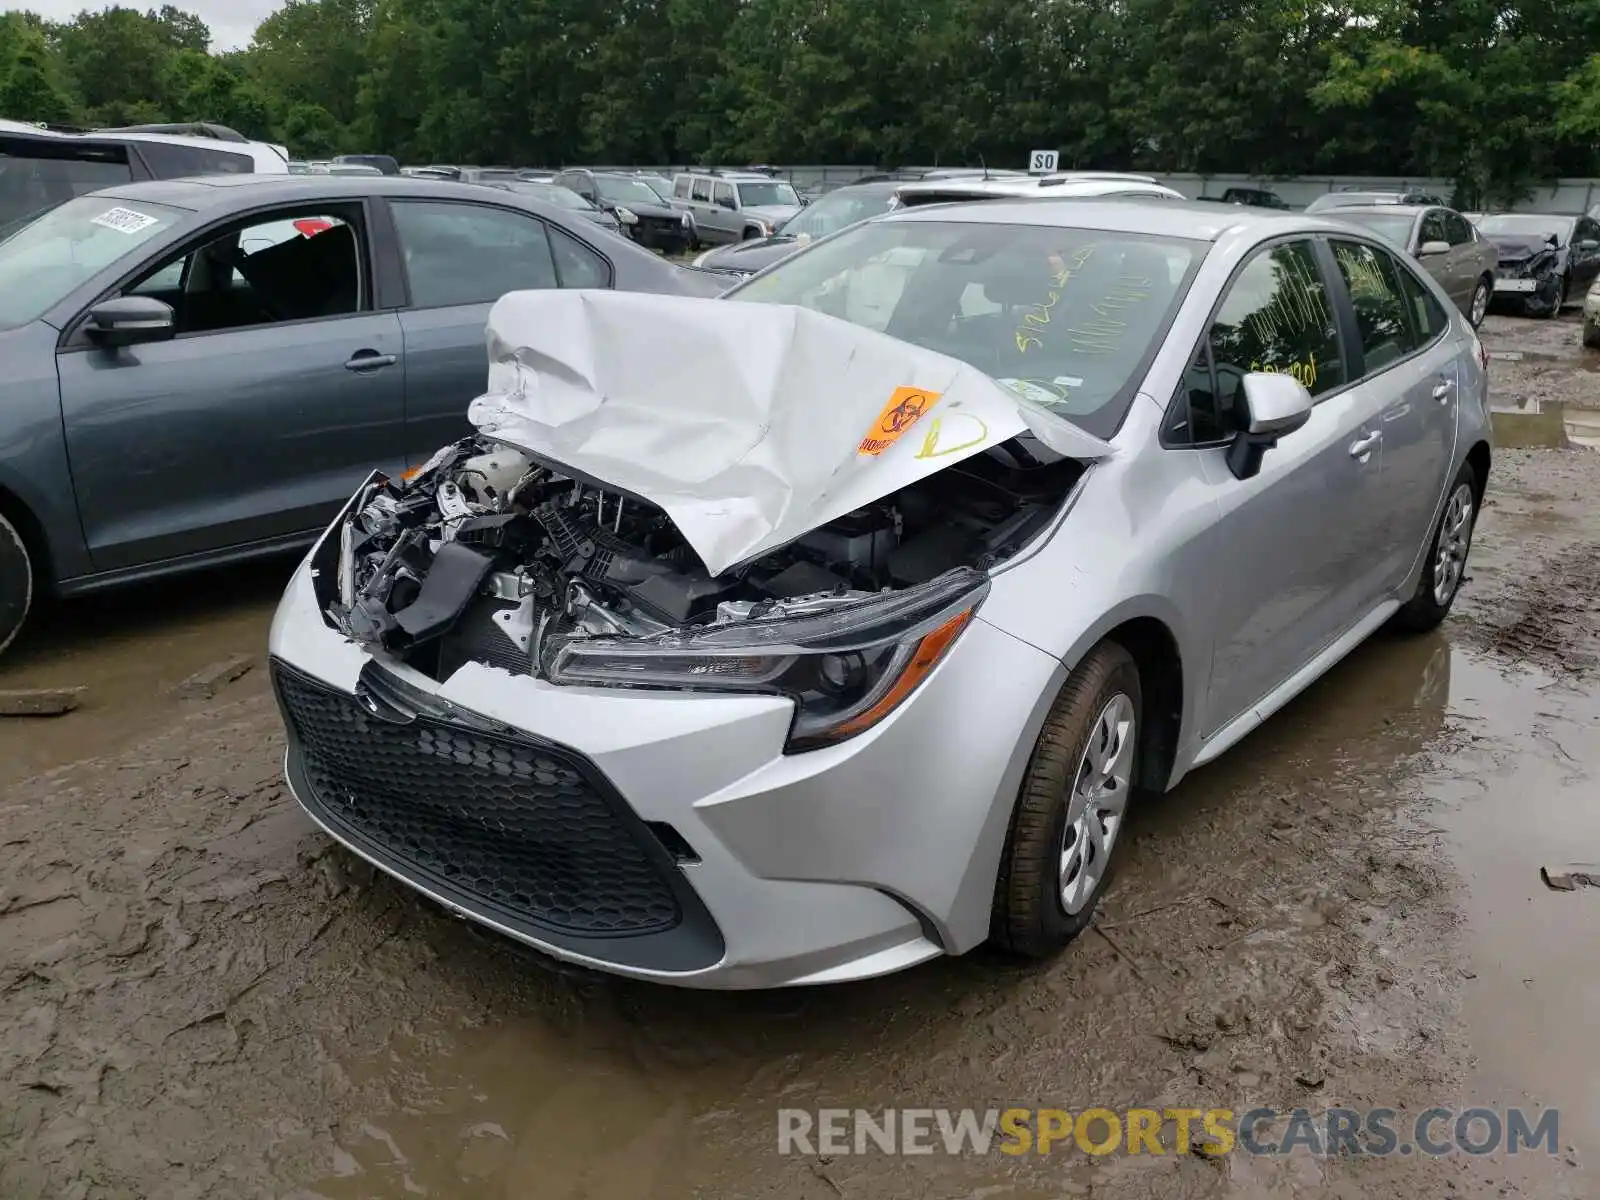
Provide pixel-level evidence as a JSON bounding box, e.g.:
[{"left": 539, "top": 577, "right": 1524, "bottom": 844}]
[{"left": 99, "top": 122, "right": 251, "bottom": 143}]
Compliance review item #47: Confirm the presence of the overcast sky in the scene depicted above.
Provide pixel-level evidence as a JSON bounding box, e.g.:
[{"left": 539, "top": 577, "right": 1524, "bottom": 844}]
[{"left": 23, "top": 0, "right": 281, "bottom": 51}]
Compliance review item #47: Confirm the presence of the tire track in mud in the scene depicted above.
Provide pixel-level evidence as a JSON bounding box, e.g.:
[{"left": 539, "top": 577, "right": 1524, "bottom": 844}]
[{"left": 1461, "top": 537, "right": 1600, "bottom": 679}]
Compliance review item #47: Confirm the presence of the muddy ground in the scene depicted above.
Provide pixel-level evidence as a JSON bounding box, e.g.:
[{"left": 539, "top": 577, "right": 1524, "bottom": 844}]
[{"left": 2, "top": 314, "right": 1598, "bottom": 1199}]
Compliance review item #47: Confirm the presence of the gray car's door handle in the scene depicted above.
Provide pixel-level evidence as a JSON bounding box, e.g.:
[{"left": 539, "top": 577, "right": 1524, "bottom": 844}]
[
  {"left": 1433, "top": 377, "right": 1455, "bottom": 401},
  {"left": 345, "top": 351, "right": 397, "bottom": 372},
  {"left": 1349, "top": 430, "right": 1382, "bottom": 458}
]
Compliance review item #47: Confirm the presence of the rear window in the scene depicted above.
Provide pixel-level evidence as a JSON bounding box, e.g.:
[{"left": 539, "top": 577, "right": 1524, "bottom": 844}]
[{"left": 0, "top": 139, "right": 134, "bottom": 230}]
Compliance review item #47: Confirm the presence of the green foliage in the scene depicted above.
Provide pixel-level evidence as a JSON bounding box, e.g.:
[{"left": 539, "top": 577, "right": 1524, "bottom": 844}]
[{"left": 2, "top": 0, "right": 1599, "bottom": 197}]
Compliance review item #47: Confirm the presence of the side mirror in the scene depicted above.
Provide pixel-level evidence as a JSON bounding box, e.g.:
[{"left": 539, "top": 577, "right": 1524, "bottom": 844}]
[
  {"left": 1417, "top": 240, "right": 1450, "bottom": 256},
  {"left": 1226, "top": 372, "right": 1314, "bottom": 481},
  {"left": 83, "top": 296, "right": 175, "bottom": 349},
  {"left": 1577, "top": 238, "right": 1599, "bottom": 251},
  {"left": 717, "top": 197, "right": 736, "bottom": 210},
  {"left": 800, "top": 196, "right": 811, "bottom": 206}
]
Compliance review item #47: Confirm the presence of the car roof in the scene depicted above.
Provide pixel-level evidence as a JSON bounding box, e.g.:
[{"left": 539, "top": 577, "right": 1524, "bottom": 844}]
[
  {"left": 893, "top": 173, "right": 1167, "bottom": 200},
  {"left": 1325, "top": 204, "right": 1432, "bottom": 216},
  {"left": 75, "top": 173, "right": 600, "bottom": 212},
  {"left": 885, "top": 196, "right": 1348, "bottom": 242}
]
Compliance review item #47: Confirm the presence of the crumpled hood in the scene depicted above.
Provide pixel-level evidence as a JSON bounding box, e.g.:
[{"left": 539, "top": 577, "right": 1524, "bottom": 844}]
[
  {"left": 1484, "top": 233, "right": 1558, "bottom": 260},
  {"left": 467, "top": 290, "right": 1113, "bottom": 575}
]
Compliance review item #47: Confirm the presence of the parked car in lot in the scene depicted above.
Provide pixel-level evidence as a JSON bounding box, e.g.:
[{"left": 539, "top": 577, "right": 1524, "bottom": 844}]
[
  {"left": 1585, "top": 276, "right": 1600, "bottom": 348},
  {"left": 334, "top": 154, "right": 399, "bottom": 176},
  {"left": 669, "top": 169, "right": 803, "bottom": 243},
  {"left": 689, "top": 179, "right": 903, "bottom": 278},
  {"left": 552, "top": 168, "right": 695, "bottom": 252},
  {"left": 1475, "top": 212, "right": 1600, "bottom": 317},
  {"left": 632, "top": 172, "right": 675, "bottom": 203},
  {"left": 1322, "top": 204, "right": 1497, "bottom": 326},
  {"left": 266, "top": 198, "right": 1490, "bottom": 989},
  {"left": 481, "top": 179, "right": 622, "bottom": 234},
  {"left": 0, "top": 117, "right": 287, "bottom": 230},
  {"left": 889, "top": 172, "right": 1184, "bottom": 208},
  {"left": 1198, "top": 186, "right": 1289, "bottom": 208},
  {"left": 1304, "top": 189, "right": 1447, "bottom": 213},
  {"left": 0, "top": 174, "right": 724, "bottom": 657}
]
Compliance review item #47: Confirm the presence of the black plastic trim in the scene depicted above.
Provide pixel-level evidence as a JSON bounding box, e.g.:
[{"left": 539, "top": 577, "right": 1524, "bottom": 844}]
[{"left": 272, "top": 657, "right": 727, "bottom": 974}]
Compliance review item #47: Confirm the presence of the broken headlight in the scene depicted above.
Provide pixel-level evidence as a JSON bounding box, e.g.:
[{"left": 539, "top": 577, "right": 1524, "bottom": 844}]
[{"left": 545, "top": 568, "right": 988, "bottom": 752}]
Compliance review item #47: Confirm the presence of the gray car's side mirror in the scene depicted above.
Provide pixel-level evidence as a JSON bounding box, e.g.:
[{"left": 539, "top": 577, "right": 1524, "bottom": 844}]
[
  {"left": 1578, "top": 238, "right": 1600, "bottom": 251},
  {"left": 84, "top": 296, "right": 176, "bottom": 349},
  {"left": 1226, "top": 372, "right": 1315, "bottom": 481},
  {"left": 1418, "top": 240, "right": 1451, "bottom": 256}
]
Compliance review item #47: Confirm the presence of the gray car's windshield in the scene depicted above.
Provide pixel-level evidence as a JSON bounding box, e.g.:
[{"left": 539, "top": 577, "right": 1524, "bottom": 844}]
[
  {"left": 596, "top": 178, "right": 662, "bottom": 206},
  {"left": 0, "top": 194, "right": 182, "bottom": 330},
  {"left": 1330, "top": 211, "right": 1416, "bottom": 246},
  {"left": 737, "top": 181, "right": 800, "bottom": 208},
  {"left": 777, "top": 188, "right": 895, "bottom": 240},
  {"left": 729, "top": 219, "right": 1203, "bottom": 438},
  {"left": 1478, "top": 214, "right": 1574, "bottom": 243}
]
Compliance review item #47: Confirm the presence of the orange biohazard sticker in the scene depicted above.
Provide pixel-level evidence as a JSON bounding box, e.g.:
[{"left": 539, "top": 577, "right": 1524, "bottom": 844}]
[{"left": 858, "top": 386, "right": 940, "bottom": 457}]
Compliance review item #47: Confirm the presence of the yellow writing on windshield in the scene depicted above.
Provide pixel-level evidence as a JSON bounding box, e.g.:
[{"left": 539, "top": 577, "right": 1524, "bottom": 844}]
[
  {"left": 1068, "top": 268, "right": 1151, "bottom": 354},
  {"left": 1020, "top": 245, "right": 1099, "bottom": 353}
]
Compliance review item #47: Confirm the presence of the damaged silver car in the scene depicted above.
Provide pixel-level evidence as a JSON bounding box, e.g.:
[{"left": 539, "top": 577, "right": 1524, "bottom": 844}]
[{"left": 270, "top": 201, "right": 1492, "bottom": 989}]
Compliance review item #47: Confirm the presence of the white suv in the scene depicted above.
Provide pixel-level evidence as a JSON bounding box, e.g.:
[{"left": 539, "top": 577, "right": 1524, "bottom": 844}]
[
  {"left": 670, "top": 169, "right": 804, "bottom": 243},
  {"left": 0, "top": 119, "right": 288, "bottom": 229},
  {"left": 890, "top": 172, "right": 1185, "bottom": 208}
]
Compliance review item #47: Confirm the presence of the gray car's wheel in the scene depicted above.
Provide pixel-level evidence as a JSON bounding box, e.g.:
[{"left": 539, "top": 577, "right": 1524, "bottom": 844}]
[
  {"left": 1393, "top": 460, "right": 1478, "bottom": 633},
  {"left": 0, "top": 512, "right": 34, "bottom": 660},
  {"left": 1468, "top": 276, "right": 1491, "bottom": 328},
  {"left": 991, "top": 641, "right": 1142, "bottom": 957},
  {"left": 1584, "top": 318, "right": 1600, "bottom": 350},
  {"left": 741, "top": 225, "right": 762, "bottom": 241},
  {"left": 1544, "top": 272, "right": 1568, "bottom": 318}
]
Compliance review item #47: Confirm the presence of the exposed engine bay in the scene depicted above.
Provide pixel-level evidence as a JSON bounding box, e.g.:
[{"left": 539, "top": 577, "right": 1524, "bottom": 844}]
[{"left": 323, "top": 435, "right": 1086, "bottom": 683}]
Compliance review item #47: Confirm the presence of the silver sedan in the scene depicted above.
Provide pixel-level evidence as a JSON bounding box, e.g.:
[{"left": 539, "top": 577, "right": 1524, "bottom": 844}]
[{"left": 268, "top": 199, "right": 1492, "bottom": 988}]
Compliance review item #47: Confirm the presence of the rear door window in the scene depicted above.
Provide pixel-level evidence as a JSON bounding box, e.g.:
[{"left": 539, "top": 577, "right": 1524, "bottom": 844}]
[
  {"left": 1392, "top": 257, "right": 1450, "bottom": 343},
  {"left": 391, "top": 200, "right": 557, "bottom": 308},
  {"left": 691, "top": 177, "right": 712, "bottom": 202},
  {"left": 1330, "top": 239, "right": 1418, "bottom": 373},
  {"left": 0, "top": 139, "right": 135, "bottom": 230}
]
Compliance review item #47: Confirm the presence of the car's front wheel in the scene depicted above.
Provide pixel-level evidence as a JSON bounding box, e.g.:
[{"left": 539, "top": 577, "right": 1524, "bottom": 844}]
[
  {"left": 1584, "top": 317, "right": 1600, "bottom": 350},
  {"left": 0, "top": 512, "right": 35, "bottom": 660},
  {"left": 1468, "top": 275, "right": 1491, "bottom": 328},
  {"left": 1393, "top": 460, "right": 1478, "bottom": 633},
  {"left": 991, "top": 641, "right": 1142, "bottom": 957}
]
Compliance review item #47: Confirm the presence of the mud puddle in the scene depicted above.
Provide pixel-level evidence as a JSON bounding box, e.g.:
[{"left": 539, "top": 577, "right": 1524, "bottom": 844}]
[{"left": 0, "top": 558, "right": 287, "bottom": 788}]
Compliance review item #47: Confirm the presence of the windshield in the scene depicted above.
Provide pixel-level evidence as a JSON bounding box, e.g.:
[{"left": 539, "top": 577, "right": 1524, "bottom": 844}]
[
  {"left": 736, "top": 181, "right": 800, "bottom": 208},
  {"left": 637, "top": 176, "right": 673, "bottom": 200},
  {"left": 1305, "top": 193, "right": 1397, "bottom": 212},
  {"left": 1478, "top": 214, "right": 1573, "bottom": 242},
  {"left": 1329, "top": 211, "right": 1416, "bottom": 246},
  {"left": 728, "top": 219, "right": 1203, "bottom": 438},
  {"left": 777, "top": 188, "right": 895, "bottom": 239},
  {"left": 0, "top": 145, "right": 134, "bottom": 229},
  {"left": 596, "top": 178, "right": 661, "bottom": 206},
  {"left": 0, "top": 194, "right": 182, "bottom": 330},
  {"left": 517, "top": 183, "right": 590, "bottom": 210}
]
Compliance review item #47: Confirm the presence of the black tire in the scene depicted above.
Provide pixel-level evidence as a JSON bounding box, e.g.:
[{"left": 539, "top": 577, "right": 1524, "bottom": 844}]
[
  {"left": 1543, "top": 273, "right": 1568, "bottom": 318},
  {"left": 741, "top": 226, "right": 762, "bottom": 241},
  {"left": 991, "top": 641, "right": 1143, "bottom": 957},
  {"left": 1584, "top": 319, "right": 1600, "bottom": 351},
  {"left": 1393, "top": 460, "right": 1478, "bottom": 633},
  {"left": 0, "top": 512, "right": 34, "bottom": 660},
  {"left": 1468, "top": 276, "right": 1491, "bottom": 328}
]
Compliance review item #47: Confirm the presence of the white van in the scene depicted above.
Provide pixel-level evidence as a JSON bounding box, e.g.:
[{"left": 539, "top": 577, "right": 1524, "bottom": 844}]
[{"left": 0, "top": 119, "right": 288, "bottom": 229}]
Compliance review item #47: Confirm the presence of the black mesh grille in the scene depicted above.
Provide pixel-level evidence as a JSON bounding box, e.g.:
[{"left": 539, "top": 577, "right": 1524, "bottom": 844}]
[{"left": 273, "top": 660, "right": 682, "bottom": 937}]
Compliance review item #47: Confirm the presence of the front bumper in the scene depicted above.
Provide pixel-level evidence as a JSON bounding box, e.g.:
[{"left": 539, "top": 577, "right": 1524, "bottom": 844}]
[
  {"left": 629, "top": 221, "right": 693, "bottom": 252},
  {"left": 1493, "top": 263, "right": 1562, "bottom": 314},
  {"left": 269, "top": 560, "right": 1064, "bottom": 989}
]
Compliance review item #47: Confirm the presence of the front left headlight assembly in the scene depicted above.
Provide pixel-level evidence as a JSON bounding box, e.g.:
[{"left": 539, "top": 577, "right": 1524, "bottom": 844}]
[
  {"left": 545, "top": 568, "right": 988, "bottom": 752},
  {"left": 615, "top": 207, "right": 638, "bottom": 225}
]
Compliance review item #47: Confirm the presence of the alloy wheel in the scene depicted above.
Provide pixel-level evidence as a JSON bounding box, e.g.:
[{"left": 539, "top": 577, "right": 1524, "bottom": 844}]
[
  {"left": 1432, "top": 483, "right": 1475, "bottom": 607},
  {"left": 1059, "top": 693, "right": 1136, "bottom": 915},
  {"left": 1470, "top": 280, "right": 1489, "bottom": 327}
]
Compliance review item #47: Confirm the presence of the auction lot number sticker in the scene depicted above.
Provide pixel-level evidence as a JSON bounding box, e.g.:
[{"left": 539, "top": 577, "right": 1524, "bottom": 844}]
[{"left": 92, "top": 207, "right": 160, "bottom": 235}]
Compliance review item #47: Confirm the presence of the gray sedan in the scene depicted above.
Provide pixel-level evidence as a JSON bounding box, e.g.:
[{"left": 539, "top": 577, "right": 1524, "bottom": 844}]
[
  {"left": 1326, "top": 204, "right": 1498, "bottom": 326},
  {"left": 267, "top": 199, "right": 1492, "bottom": 988},
  {"left": 0, "top": 174, "right": 722, "bottom": 657}
]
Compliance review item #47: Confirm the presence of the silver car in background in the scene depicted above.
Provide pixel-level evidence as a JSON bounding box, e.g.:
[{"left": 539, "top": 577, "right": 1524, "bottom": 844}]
[
  {"left": 269, "top": 200, "right": 1492, "bottom": 989},
  {"left": 1325, "top": 203, "right": 1497, "bottom": 326}
]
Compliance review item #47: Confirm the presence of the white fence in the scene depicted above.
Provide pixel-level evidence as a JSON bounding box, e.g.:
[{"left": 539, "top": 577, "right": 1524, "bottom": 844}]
[{"left": 606, "top": 165, "right": 1600, "bottom": 214}]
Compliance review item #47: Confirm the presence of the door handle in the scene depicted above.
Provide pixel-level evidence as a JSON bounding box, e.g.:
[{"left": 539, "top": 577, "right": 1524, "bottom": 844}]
[
  {"left": 1432, "top": 377, "right": 1455, "bottom": 402},
  {"left": 1349, "top": 430, "right": 1382, "bottom": 459},
  {"left": 344, "top": 351, "right": 397, "bottom": 372}
]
